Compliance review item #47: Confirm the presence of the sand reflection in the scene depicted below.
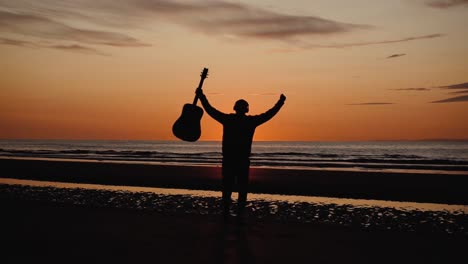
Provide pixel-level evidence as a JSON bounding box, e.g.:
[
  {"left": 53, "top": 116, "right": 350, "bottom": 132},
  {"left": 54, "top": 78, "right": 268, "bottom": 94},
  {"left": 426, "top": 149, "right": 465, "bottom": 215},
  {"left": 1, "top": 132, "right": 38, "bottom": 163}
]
[{"left": 1, "top": 178, "right": 466, "bottom": 235}]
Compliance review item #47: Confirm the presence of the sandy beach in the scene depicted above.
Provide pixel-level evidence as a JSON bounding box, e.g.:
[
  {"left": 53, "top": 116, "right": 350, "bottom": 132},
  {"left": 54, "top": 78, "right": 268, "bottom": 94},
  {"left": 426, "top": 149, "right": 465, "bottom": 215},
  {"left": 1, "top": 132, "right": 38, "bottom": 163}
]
[
  {"left": 1, "top": 158, "right": 467, "bottom": 263},
  {"left": 1, "top": 158, "right": 467, "bottom": 204},
  {"left": 1, "top": 195, "right": 466, "bottom": 264}
]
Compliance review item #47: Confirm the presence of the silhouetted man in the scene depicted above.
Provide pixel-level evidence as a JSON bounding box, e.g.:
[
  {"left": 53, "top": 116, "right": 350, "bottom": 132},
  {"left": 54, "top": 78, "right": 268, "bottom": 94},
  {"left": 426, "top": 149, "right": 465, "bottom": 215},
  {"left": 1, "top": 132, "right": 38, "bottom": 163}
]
[{"left": 196, "top": 88, "right": 286, "bottom": 222}]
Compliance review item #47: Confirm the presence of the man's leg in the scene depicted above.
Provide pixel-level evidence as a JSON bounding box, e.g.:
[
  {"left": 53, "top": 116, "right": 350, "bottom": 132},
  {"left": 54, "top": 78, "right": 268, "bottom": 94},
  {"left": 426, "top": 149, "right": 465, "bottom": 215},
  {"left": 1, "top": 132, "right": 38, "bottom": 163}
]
[
  {"left": 222, "top": 164, "right": 235, "bottom": 220},
  {"left": 236, "top": 160, "right": 250, "bottom": 220}
]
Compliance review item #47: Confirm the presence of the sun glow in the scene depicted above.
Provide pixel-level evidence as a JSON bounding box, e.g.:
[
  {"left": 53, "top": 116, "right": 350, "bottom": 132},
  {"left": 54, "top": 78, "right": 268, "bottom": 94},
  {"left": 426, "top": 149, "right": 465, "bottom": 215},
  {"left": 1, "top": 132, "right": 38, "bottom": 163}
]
[{"left": 1, "top": 0, "right": 467, "bottom": 141}]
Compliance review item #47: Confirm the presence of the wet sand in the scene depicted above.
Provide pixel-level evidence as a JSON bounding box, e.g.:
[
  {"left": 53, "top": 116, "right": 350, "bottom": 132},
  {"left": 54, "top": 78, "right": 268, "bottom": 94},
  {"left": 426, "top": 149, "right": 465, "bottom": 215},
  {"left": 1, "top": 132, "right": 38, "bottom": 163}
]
[
  {"left": 1, "top": 158, "right": 467, "bottom": 204},
  {"left": 1, "top": 183, "right": 466, "bottom": 235},
  {"left": 1, "top": 157, "right": 467, "bottom": 263},
  {"left": 2, "top": 197, "right": 467, "bottom": 264}
]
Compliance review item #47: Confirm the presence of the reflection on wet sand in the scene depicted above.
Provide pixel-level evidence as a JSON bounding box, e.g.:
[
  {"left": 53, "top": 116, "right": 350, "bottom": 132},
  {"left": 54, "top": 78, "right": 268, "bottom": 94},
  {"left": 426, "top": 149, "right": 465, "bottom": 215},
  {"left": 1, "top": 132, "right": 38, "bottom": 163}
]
[{"left": 1, "top": 178, "right": 466, "bottom": 235}]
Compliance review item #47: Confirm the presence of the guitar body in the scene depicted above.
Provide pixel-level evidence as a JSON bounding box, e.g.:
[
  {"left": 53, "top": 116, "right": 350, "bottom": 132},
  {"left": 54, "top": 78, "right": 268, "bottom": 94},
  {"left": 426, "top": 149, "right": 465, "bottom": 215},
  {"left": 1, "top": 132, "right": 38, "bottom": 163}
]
[{"left": 172, "top": 104, "right": 204, "bottom": 142}]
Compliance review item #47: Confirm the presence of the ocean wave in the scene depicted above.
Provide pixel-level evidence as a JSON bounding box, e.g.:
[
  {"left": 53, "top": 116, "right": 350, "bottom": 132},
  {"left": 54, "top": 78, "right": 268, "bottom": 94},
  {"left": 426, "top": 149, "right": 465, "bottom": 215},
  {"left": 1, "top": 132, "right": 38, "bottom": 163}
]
[
  {"left": 253, "top": 152, "right": 340, "bottom": 158},
  {"left": 1, "top": 150, "right": 468, "bottom": 173}
]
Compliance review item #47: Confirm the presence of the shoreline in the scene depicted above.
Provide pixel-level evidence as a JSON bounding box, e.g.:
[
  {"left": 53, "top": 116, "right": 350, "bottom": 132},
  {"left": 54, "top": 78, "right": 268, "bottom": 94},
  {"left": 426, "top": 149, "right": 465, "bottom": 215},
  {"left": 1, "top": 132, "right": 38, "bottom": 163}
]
[
  {"left": 2, "top": 155, "right": 467, "bottom": 175},
  {"left": 1, "top": 158, "right": 467, "bottom": 204}
]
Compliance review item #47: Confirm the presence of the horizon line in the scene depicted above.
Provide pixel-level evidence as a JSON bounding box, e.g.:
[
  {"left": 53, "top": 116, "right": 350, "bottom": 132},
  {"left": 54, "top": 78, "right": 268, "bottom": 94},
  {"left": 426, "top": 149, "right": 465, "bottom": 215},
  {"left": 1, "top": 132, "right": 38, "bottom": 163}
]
[{"left": 1, "top": 138, "right": 468, "bottom": 142}]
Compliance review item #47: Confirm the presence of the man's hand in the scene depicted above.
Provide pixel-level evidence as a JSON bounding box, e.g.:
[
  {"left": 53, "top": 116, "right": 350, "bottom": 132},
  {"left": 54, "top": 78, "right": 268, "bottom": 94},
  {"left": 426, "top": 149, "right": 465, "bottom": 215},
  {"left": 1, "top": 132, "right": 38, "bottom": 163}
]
[
  {"left": 196, "top": 88, "right": 204, "bottom": 97},
  {"left": 280, "top": 94, "right": 286, "bottom": 102}
]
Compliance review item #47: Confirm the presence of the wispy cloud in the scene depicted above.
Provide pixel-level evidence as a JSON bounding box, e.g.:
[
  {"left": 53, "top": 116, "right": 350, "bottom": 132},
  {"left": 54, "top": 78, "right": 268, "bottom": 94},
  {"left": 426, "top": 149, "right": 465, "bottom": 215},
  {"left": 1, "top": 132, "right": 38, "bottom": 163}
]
[
  {"left": 429, "top": 82, "right": 468, "bottom": 102},
  {"left": 271, "top": 33, "right": 444, "bottom": 52},
  {"left": 390, "top": 88, "right": 431, "bottom": 91},
  {"left": 449, "top": 90, "right": 468, "bottom": 94},
  {"left": 0, "top": 36, "right": 107, "bottom": 56},
  {"left": 387, "top": 53, "right": 406, "bottom": 59},
  {"left": 425, "top": 0, "right": 468, "bottom": 8},
  {"left": 110, "top": 0, "right": 369, "bottom": 40},
  {"left": 249, "top": 92, "right": 278, "bottom": 96},
  {"left": 0, "top": 10, "right": 149, "bottom": 47},
  {"left": 0, "top": 0, "right": 447, "bottom": 54},
  {"left": 438, "top": 82, "right": 468, "bottom": 89},
  {"left": 389, "top": 82, "right": 468, "bottom": 96},
  {"left": 431, "top": 95, "right": 468, "bottom": 103},
  {"left": 306, "top": 34, "right": 444, "bottom": 49},
  {"left": 0, "top": 37, "right": 37, "bottom": 47},
  {"left": 347, "top": 102, "right": 394, "bottom": 105},
  {"left": 50, "top": 44, "right": 109, "bottom": 56},
  {"left": 0, "top": 0, "right": 365, "bottom": 45}
]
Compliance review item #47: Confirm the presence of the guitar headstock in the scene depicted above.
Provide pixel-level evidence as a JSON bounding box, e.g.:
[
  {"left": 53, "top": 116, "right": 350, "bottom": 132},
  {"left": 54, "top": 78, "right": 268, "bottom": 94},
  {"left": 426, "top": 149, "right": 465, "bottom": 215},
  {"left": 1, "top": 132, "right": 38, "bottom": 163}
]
[{"left": 200, "top": 68, "right": 209, "bottom": 79}]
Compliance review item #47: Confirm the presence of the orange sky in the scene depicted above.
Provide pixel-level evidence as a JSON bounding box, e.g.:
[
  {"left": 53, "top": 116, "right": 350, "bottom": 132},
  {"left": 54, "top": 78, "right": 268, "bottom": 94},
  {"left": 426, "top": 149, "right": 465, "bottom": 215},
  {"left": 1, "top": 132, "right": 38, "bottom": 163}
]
[{"left": 1, "top": 0, "right": 467, "bottom": 141}]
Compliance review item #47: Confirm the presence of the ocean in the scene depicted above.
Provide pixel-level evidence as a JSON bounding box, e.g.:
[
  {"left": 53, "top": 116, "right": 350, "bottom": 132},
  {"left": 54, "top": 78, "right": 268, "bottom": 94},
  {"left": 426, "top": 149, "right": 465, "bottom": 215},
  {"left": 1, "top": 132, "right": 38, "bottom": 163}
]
[{"left": 1, "top": 140, "right": 467, "bottom": 174}]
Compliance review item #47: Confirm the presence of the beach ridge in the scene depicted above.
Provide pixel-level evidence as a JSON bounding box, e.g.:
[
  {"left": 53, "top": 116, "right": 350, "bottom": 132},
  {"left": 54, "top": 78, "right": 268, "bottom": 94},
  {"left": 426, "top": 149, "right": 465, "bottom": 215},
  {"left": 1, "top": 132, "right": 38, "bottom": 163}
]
[{"left": 1, "top": 158, "right": 467, "bottom": 204}]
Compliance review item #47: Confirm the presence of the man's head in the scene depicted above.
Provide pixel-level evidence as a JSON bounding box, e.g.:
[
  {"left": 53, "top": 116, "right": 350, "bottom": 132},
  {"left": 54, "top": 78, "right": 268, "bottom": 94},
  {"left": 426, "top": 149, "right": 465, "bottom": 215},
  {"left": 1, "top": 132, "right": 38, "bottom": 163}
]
[{"left": 234, "top": 99, "right": 249, "bottom": 114}]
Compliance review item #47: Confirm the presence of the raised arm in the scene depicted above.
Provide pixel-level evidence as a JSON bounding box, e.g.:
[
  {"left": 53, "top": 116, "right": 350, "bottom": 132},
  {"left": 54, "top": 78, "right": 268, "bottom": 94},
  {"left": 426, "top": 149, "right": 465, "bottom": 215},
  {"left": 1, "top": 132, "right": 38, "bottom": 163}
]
[
  {"left": 254, "top": 94, "right": 286, "bottom": 126},
  {"left": 196, "top": 88, "right": 226, "bottom": 123}
]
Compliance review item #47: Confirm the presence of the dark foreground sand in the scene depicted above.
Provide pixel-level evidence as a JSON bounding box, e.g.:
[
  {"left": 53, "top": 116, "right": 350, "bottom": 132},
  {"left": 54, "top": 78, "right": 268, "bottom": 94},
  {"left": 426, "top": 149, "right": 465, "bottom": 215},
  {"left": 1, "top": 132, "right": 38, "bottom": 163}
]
[
  {"left": 2, "top": 198, "right": 467, "bottom": 264},
  {"left": 1, "top": 158, "right": 467, "bottom": 263}
]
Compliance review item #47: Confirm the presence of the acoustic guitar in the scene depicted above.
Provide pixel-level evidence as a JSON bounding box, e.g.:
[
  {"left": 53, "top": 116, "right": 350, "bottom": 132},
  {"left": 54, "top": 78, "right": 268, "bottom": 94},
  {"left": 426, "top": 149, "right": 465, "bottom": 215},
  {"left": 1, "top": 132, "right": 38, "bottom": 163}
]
[{"left": 172, "top": 68, "right": 209, "bottom": 142}]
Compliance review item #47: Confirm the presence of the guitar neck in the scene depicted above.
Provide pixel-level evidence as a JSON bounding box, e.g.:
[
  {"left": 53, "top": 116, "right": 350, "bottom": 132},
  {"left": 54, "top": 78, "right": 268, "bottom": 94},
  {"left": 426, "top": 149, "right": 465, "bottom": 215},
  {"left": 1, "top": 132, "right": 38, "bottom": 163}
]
[{"left": 192, "top": 76, "right": 207, "bottom": 105}]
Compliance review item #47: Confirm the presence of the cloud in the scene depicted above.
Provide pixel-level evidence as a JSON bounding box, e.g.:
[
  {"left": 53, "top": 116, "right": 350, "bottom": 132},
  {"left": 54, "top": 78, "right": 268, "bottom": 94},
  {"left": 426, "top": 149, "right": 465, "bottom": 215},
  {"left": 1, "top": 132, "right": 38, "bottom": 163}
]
[
  {"left": 387, "top": 82, "right": 468, "bottom": 97},
  {"left": 0, "top": 10, "right": 149, "bottom": 47},
  {"left": 425, "top": 0, "right": 468, "bottom": 8},
  {"left": 431, "top": 95, "right": 468, "bottom": 103},
  {"left": 390, "top": 88, "right": 431, "bottom": 91},
  {"left": 50, "top": 44, "right": 109, "bottom": 56},
  {"left": 0, "top": 36, "right": 107, "bottom": 56},
  {"left": 438, "top": 82, "right": 468, "bottom": 96},
  {"left": 0, "top": 37, "right": 37, "bottom": 47},
  {"left": 449, "top": 90, "right": 468, "bottom": 94},
  {"left": 249, "top": 92, "right": 278, "bottom": 96},
  {"left": 102, "top": 0, "right": 368, "bottom": 40},
  {"left": 347, "top": 102, "right": 394, "bottom": 105},
  {"left": 387, "top": 53, "right": 406, "bottom": 59},
  {"left": 0, "top": 0, "right": 366, "bottom": 45},
  {"left": 0, "top": 0, "right": 446, "bottom": 53},
  {"left": 306, "top": 34, "right": 444, "bottom": 49},
  {"left": 190, "top": 8, "right": 365, "bottom": 40},
  {"left": 438, "top": 82, "right": 468, "bottom": 89},
  {"left": 271, "top": 33, "right": 444, "bottom": 51}
]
